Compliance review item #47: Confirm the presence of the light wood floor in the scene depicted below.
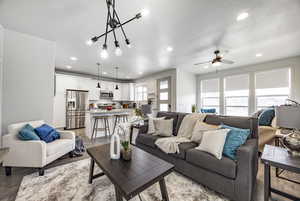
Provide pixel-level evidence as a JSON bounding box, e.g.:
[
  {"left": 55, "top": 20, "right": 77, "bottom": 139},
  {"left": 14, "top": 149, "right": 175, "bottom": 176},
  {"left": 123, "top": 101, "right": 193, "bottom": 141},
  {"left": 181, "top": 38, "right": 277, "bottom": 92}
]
[{"left": 0, "top": 129, "right": 299, "bottom": 201}]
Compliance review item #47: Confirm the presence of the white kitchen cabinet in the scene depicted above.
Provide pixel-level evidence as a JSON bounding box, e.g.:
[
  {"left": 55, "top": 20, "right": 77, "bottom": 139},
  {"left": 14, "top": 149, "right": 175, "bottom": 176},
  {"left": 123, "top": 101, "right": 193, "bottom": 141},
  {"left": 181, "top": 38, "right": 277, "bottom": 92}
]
[
  {"left": 147, "top": 80, "right": 156, "bottom": 94},
  {"left": 121, "top": 83, "right": 130, "bottom": 101}
]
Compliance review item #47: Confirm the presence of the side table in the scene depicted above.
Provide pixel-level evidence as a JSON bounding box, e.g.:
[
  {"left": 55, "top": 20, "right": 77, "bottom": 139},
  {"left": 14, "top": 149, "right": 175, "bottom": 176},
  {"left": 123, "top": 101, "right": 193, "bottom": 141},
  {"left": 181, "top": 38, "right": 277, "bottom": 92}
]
[{"left": 261, "top": 145, "right": 300, "bottom": 201}]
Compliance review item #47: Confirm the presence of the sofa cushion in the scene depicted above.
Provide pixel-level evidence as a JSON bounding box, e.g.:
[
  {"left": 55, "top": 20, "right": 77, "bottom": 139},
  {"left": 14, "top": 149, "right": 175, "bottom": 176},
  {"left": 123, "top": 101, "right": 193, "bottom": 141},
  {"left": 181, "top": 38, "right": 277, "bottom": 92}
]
[
  {"left": 136, "top": 133, "right": 163, "bottom": 148},
  {"left": 46, "top": 139, "right": 74, "bottom": 156},
  {"left": 157, "top": 112, "right": 179, "bottom": 135},
  {"left": 170, "top": 142, "right": 198, "bottom": 159},
  {"left": 186, "top": 149, "right": 237, "bottom": 179}
]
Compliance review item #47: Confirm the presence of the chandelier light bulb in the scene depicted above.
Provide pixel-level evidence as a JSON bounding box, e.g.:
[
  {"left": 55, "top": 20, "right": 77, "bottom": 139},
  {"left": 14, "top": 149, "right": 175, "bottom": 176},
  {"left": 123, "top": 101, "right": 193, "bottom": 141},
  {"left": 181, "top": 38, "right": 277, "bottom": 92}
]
[
  {"left": 100, "top": 48, "right": 109, "bottom": 59},
  {"left": 125, "top": 39, "right": 132, "bottom": 48},
  {"left": 115, "top": 47, "right": 123, "bottom": 56},
  {"left": 140, "top": 8, "right": 150, "bottom": 17},
  {"left": 86, "top": 39, "right": 93, "bottom": 46}
]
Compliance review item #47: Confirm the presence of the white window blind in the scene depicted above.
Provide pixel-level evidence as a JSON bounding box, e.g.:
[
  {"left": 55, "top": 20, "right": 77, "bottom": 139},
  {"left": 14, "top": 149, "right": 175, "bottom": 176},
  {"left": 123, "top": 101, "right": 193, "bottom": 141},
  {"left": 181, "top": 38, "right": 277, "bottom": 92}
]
[
  {"left": 255, "top": 68, "right": 290, "bottom": 110},
  {"left": 224, "top": 74, "right": 249, "bottom": 116},
  {"left": 201, "top": 78, "right": 220, "bottom": 113}
]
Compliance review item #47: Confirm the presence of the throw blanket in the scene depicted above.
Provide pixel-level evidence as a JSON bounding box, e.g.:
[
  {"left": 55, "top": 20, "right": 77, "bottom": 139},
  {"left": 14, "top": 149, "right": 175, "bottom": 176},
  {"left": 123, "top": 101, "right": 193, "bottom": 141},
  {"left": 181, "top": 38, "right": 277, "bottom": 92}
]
[{"left": 155, "top": 113, "right": 206, "bottom": 154}]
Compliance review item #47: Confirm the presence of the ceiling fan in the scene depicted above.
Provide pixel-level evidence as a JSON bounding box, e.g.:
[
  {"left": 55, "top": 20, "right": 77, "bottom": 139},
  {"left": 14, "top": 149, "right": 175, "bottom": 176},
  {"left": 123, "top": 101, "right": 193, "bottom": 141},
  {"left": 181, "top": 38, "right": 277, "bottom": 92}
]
[{"left": 194, "top": 50, "right": 234, "bottom": 66}]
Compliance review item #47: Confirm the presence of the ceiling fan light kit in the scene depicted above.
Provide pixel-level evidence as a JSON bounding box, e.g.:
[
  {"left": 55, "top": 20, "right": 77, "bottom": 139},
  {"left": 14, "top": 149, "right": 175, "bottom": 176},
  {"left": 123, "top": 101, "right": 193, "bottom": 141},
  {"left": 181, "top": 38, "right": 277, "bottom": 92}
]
[
  {"left": 88, "top": 0, "right": 146, "bottom": 59},
  {"left": 194, "top": 49, "right": 234, "bottom": 67}
]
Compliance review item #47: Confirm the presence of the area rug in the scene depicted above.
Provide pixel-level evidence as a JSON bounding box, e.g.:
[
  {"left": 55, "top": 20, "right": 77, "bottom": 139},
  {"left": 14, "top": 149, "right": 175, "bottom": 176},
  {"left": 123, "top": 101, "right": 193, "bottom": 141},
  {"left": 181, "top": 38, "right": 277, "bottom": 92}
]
[{"left": 15, "top": 159, "right": 228, "bottom": 201}]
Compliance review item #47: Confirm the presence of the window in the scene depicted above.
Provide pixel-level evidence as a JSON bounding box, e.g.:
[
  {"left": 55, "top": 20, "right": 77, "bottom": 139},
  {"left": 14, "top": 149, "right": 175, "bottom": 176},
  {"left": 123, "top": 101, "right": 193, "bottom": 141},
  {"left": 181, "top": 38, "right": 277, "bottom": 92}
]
[
  {"left": 135, "top": 86, "right": 147, "bottom": 101},
  {"left": 255, "top": 68, "right": 291, "bottom": 110},
  {"left": 224, "top": 74, "right": 249, "bottom": 116},
  {"left": 201, "top": 78, "right": 220, "bottom": 113}
]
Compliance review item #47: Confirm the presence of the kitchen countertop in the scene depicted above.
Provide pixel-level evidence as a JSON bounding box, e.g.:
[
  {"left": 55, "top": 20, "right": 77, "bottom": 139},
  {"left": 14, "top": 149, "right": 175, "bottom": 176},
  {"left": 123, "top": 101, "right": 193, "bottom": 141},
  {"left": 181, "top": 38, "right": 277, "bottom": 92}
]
[{"left": 89, "top": 108, "right": 134, "bottom": 115}]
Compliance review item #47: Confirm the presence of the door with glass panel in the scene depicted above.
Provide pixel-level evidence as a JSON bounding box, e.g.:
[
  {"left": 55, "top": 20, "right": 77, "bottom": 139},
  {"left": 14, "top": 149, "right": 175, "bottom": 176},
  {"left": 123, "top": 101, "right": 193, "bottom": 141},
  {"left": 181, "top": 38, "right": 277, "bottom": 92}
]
[{"left": 157, "top": 77, "right": 171, "bottom": 112}]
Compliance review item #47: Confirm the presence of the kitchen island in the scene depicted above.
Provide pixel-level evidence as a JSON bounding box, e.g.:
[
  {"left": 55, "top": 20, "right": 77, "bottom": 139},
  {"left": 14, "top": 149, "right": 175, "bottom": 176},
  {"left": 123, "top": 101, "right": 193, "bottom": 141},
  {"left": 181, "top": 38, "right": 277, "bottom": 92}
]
[{"left": 85, "top": 109, "right": 135, "bottom": 139}]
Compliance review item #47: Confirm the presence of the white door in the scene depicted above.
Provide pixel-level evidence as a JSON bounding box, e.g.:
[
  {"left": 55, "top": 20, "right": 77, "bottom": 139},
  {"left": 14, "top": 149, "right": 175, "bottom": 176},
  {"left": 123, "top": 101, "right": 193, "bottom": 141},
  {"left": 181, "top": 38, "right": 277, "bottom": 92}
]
[{"left": 157, "top": 77, "right": 171, "bottom": 112}]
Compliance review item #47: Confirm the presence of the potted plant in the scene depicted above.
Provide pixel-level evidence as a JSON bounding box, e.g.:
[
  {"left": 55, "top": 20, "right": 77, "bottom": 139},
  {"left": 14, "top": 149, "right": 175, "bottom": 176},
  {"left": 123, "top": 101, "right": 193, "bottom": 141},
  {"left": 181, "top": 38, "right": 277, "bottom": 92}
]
[
  {"left": 121, "top": 140, "right": 132, "bottom": 161},
  {"left": 192, "top": 104, "right": 197, "bottom": 113}
]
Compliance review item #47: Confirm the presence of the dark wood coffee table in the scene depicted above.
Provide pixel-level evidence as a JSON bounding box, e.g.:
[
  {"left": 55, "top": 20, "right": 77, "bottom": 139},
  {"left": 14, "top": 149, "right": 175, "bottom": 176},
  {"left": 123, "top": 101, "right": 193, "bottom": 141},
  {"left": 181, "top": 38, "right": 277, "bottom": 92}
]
[
  {"left": 87, "top": 144, "right": 174, "bottom": 201},
  {"left": 261, "top": 145, "right": 300, "bottom": 201}
]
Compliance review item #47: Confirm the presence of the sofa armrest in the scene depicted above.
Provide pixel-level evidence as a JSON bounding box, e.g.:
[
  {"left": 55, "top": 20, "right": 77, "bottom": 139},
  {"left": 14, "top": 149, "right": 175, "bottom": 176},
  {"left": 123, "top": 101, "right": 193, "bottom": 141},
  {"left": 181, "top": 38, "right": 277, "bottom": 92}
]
[
  {"left": 234, "top": 138, "right": 258, "bottom": 201},
  {"left": 58, "top": 130, "right": 76, "bottom": 141},
  {"left": 3, "top": 134, "right": 47, "bottom": 168},
  {"left": 138, "top": 123, "right": 148, "bottom": 135}
]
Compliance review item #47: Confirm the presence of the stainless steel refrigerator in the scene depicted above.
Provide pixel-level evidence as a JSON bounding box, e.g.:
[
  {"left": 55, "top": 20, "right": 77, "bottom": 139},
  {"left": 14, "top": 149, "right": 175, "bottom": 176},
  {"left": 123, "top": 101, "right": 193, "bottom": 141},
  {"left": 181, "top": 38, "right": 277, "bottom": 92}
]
[{"left": 65, "top": 89, "right": 88, "bottom": 130}]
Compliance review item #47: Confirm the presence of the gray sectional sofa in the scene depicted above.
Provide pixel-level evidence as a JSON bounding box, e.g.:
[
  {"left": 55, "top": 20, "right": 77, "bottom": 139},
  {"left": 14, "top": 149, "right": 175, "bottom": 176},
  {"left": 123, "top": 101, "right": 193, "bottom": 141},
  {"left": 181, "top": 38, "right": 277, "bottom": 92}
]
[{"left": 134, "top": 112, "right": 258, "bottom": 201}]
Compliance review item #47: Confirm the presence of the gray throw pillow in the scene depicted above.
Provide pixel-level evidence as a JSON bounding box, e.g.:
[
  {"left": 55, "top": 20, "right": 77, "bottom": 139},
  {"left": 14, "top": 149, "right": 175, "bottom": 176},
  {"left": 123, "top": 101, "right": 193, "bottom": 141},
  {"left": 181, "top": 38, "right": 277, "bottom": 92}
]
[{"left": 152, "top": 119, "right": 173, "bottom": 137}]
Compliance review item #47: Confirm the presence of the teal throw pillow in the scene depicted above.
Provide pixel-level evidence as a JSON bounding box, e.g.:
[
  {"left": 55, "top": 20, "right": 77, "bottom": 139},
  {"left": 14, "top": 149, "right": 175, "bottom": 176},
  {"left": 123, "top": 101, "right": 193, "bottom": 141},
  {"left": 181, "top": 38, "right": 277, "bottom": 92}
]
[
  {"left": 221, "top": 124, "right": 250, "bottom": 160},
  {"left": 258, "top": 108, "right": 275, "bottom": 126},
  {"left": 18, "top": 124, "right": 41, "bottom": 141}
]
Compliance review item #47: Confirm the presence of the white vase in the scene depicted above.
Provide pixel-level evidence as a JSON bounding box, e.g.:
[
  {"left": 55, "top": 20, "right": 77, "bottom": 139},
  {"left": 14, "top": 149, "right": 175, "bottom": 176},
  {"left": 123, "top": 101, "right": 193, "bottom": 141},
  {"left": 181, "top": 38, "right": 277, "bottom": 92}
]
[{"left": 110, "top": 133, "right": 121, "bottom": 160}]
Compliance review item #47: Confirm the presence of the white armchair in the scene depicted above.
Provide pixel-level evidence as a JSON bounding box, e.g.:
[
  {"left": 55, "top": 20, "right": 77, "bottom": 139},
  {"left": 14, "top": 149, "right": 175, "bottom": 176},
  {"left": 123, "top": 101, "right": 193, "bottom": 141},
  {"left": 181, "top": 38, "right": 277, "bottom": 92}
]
[{"left": 3, "top": 120, "right": 75, "bottom": 176}]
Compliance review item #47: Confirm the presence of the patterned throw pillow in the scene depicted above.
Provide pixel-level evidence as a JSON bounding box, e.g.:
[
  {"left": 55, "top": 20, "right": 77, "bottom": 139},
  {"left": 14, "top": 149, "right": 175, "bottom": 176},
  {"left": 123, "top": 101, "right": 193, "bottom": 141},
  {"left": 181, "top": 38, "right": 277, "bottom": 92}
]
[{"left": 221, "top": 124, "right": 251, "bottom": 160}]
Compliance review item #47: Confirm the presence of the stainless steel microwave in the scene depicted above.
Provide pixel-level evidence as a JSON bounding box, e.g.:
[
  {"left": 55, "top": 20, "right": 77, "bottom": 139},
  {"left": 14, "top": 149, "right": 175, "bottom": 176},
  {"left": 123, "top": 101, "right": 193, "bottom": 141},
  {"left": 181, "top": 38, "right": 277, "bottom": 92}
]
[{"left": 100, "top": 91, "right": 113, "bottom": 99}]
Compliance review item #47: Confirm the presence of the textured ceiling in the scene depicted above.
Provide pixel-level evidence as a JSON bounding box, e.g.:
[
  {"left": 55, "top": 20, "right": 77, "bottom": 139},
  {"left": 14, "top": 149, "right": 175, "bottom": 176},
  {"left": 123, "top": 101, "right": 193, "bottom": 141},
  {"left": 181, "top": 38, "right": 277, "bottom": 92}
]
[{"left": 0, "top": 0, "right": 300, "bottom": 79}]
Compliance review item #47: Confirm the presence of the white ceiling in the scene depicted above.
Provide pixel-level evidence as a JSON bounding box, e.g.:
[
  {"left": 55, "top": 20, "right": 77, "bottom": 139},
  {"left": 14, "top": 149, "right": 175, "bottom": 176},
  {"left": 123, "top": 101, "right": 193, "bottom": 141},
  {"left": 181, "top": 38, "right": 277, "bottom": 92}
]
[{"left": 0, "top": 0, "right": 300, "bottom": 79}]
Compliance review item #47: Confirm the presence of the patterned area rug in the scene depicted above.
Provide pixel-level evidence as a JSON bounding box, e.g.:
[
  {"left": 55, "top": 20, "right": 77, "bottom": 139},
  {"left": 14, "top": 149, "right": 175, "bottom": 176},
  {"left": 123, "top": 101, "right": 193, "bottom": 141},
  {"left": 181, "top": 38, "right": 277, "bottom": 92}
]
[{"left": 15, "top": 159, "right": 228, "bottom": 201}]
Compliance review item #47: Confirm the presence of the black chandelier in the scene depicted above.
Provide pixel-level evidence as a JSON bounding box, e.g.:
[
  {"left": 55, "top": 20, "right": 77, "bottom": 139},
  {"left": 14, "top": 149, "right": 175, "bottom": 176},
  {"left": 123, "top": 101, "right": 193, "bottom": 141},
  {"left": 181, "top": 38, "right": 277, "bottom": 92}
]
[{"left": 86, "top": 0, "right": 149, "bottom": 59}]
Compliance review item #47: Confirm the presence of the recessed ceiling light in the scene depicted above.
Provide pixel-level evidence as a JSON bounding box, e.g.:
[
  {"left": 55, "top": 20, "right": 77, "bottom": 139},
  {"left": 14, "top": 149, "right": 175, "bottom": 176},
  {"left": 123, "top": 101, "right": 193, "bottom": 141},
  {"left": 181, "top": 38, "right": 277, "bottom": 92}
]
[
  {"left": 236, "top": 12, "right": 249, "bottom": 21},
  {"left": 203, "top": 65, "right": 209, "bottom": 69},
  {"left": 166, "top": 46, "right": 173, "bottom": 52},
  {"left": 66, "top": 65, "right": 72, "bottom": 69},
  {"left": 256, "top": 53, "right": 263, "bottom": 57},
  {"left": 139, "top": 72, "right": 143, "bottom": 75},
  {"left": 103, "top": 72, "right": 107, "bottom": 75},
  {"left": 70, "top": 57, "right": 78, "bottom": 61}
]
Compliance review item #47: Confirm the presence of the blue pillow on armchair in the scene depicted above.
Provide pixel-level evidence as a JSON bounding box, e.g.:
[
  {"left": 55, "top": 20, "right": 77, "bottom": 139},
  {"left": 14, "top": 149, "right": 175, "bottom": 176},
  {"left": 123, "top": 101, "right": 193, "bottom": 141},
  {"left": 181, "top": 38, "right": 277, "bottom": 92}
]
[
  {"left": 18, "top": 124, "right": 41, "bottom": 141},
  {"left": 258, "top": 108, "right": 275, "bottom": 126},
  {"left": 220, "top": 124, "right": 251, "bottom": 160},
  {"left": 35, "top": 124, "right": 60, "bottom": 143}
]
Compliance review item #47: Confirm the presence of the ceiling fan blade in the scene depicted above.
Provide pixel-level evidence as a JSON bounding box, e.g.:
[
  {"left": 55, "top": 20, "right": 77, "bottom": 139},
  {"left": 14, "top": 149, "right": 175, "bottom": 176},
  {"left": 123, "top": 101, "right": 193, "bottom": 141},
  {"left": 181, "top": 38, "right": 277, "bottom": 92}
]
[
  {"left": 194, "top": 61, "right": 212, "bottom": 66},
  {"left": 221, "top": 59, "right": 234, "bottom": 64}
]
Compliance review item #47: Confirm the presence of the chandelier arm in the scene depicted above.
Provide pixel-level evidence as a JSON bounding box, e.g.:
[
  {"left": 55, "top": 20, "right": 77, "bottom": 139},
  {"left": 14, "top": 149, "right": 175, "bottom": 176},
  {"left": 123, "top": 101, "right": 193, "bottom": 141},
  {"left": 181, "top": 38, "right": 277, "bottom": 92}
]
[
  {"left": 94, "top": 15, "right": 139, "bottom": 41},
  {"left": 104, "top": 0, "right": 112, "bottom": 45},
  {"left": 112, "top": 7, "right": 128, "bottom": 40}
]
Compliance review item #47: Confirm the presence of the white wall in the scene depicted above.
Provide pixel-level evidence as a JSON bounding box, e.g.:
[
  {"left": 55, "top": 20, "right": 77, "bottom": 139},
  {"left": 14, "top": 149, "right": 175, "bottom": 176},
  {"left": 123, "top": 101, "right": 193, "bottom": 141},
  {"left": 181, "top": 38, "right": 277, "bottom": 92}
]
[
  {"left": 0, "top": 25, "right": 3, "bottom": 146},
  {"left": 176, "top": 69, "right": 196, "bottom": 113},
  {"left": 197, "top": 56, "right": 300, "bottom": 114},
  {"left": 135, "top": 69, "right": 177, "bottom": 112},
  {"left": 2, "top": 29, "right": 56, "bottom": 133}
]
